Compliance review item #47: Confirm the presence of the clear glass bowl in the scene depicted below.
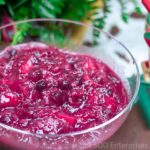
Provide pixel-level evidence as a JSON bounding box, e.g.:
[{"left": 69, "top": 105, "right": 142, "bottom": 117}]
[{"left": 0, "top": 19, "right": 140, "bottom": 150}]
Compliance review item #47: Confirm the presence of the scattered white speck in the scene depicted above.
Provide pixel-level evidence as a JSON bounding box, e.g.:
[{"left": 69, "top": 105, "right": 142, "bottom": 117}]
[
  {"left": 1, "top": 95, "right": 10, "bottom": 103},
  {"left": 36, "top": 129, "right": 43, "bottom": 135}
]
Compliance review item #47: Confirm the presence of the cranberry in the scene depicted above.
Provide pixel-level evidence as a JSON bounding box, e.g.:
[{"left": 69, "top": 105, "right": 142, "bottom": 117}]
[
  {"left": 49, "top": 89, "right": 66, "bottom": 106},
  {"left": 29, "top": 69, "right": 42, "bottom": 82},
  {"left": 58, "top": 79, "right": 72, "bottom": 90},
  {"left": 47, "top": 77, "right": 58, "bottom": 87},
  {"left": 69, "top": 88, "right": 84, "bottom": 102},
  {"left": 0, "top": 42, "right": 128, "bottom": 135},
  {"left": 36, "top": 79, "right": 47, "bottom": 91},
  {"left": 106, "top": 89, "right": 113, "bottom": 96}
]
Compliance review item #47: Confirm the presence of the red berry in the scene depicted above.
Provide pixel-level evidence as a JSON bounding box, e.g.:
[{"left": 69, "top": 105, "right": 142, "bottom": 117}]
[
  {"left": 49, "top": 89, "right": 66, "bottom": 106},
  {"left": 58, "top": 78, "right": 72, "bottom": 90},
  {"left": 36, "top": 79, "right": 47, "bottom": 91},
  {"left": 29, "top": 68, "right": 42, "bottom": 82}
]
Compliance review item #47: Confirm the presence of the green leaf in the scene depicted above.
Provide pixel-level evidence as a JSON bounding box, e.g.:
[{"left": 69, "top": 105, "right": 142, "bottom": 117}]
[
  {"left": 29, "top": 27, "right": 41, "bottom": 37},
  {"left": 40, "top": 28, "right": 67, "bottom": 47},
  {"left": 60, "top": 0, "right": 94, "bottom": 21},
  {"left": 4, "top": 0, "right": 140, "bottom": 45},
  {"left": 122, "top": 13, "right": 129, "bottom": 23},
  {"left": 135, "top": 6, "right": 142, "bottom": 14},
  {"left": 7, "top": 3, "right": 15, "bottom": 17},
  {"left": 12, "top": 31, "right": 26, "bottom": 45},
  {"left": 131, "top": 0, "right": 142, "bottom": 15},
  {"left": 32, "top": 0, "right": 64, "bottom": 18},
  {"left": 0, "top": 0, "right": 5, "bottom": 5},
  {"left": 144, "top": 32, "right": 150, "bottom": 40},
  {"left": 13, "top": 0, "right": 28, "bottom": 9},
  {"left": 12, "top": 23, "right": 31, "bottom": 45},
  {"left": 14, "top": 6, "right": 31, "bottom": 20},
  {"left": 146, "top": 14, "right": 150, "bottom": 26},
  {"left": 36, "top": 5, "right": 56, "bottom": 18},
  {"left": 92, "top": 0, "right": 111, "bottom": 43}
]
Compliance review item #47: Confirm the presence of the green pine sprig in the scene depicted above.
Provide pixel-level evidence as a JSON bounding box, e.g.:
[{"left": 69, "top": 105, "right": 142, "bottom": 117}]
[
  {"left": 93, "top": 0, "right": 111, "bottom": 44},
  {"left": 0, "top": 0, "right": 142, "bottom": 45}
]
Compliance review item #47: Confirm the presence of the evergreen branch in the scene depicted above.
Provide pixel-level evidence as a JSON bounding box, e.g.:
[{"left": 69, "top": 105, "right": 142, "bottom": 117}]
[
  {"left": 119, "top": 0, "right": 129, "bottom": 23},
  {"left": 0, "top": 0, "right": 141, "bottom": 44},
  {"left": 92, "top": 0, "right": 111, "bottom": 44}
]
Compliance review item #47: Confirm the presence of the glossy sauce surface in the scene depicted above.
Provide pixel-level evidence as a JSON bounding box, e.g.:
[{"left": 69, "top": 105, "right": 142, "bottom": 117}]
[{"left": 0, "top": 43, "right": 128, "bottom": 135}]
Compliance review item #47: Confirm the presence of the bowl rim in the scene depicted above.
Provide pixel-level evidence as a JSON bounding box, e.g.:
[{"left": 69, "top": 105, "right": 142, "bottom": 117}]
[{"left": 0, "top": 18, "right": 140, "bottom": 138}]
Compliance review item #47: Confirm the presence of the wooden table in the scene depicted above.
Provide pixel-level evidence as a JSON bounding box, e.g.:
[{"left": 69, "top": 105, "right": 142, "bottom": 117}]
[{"left": 97, "top": 104, "right": 150, "bottom": 150}]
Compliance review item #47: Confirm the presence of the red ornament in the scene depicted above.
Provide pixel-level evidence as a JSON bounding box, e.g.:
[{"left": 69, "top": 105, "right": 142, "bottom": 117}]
[{"left": 142, "top": 0, "right": 150, "bottom": 12}]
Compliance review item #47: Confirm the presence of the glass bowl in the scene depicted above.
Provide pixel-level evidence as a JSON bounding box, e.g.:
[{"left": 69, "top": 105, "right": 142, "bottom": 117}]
[{"left": 0, "top": 18, "right": 140, "bottom": 150}]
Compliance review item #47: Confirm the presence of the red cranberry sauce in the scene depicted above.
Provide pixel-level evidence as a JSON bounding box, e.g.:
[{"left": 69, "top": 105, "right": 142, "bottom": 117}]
[{"left": 0, "top": 43, "right": 128, "bottom": 135}]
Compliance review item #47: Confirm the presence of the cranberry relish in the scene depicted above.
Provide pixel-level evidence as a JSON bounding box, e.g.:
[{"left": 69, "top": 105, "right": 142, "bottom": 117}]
[{"left": 0, "top": 42, "right": 128, "bottom": 135}]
